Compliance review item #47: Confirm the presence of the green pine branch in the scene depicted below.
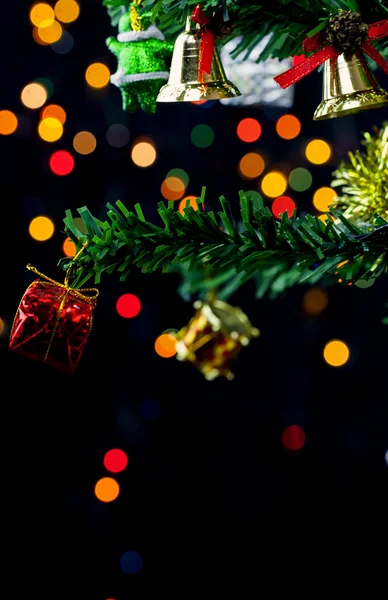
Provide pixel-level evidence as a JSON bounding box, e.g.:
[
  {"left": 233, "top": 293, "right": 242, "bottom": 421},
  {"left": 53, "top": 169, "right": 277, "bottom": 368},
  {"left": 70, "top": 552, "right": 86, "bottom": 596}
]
[{"left": 61, "top": 190, "right": 388, "bottom": 300}]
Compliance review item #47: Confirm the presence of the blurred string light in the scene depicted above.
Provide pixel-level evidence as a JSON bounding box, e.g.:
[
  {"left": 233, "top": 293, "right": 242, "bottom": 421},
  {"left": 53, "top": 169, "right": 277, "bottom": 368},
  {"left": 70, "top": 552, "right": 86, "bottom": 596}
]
[
  {"left": 116, "top": 293, "right": 141, "bottom": 318},
  {"left": 41, "top": 104, "right": 66, "bottom": 124},
  {"left": 29, "top": 216, "right": 55, "bottom": 241},
  {"left": 103, "top": 449, "right": 128, "bottom": 473},
  {"left": 302, "top": 287, "right": 328, "bottom": 316},
  {"left": 73, "top": 131, "right": 97, "bottom": 155},
  {"left": 288, "top": 167, "right": 312, "bottom": 192},
  {"left": 236, "top": 118, "right": 262, "bottom": 142},
  {"left": 51, "top": 30, "right": 74, "bottom": 54},
  {"left": 49, "top": 150, "right": 75, "bottom": 175},
  {"left": 0, "top": 110, "right": 18, "bottom": 135},
  {"left": 238, "top": 153, "right": 265, "bottom": 179},
  {"left": 323, "top": 340, "right": 350, "bottom": 367},
  {"left": 161, "top": 176, "right": 186, "bottom": 201},
  {"left": 178, "top": 195, "right": 198, "bottom": 215},
  {"left": 106, "top": 124, "right": 130, "bottom": 148},
  {"left": 282, "top": 425, "right": 306, "bottom": 451},
  {"left": 154, "top": 333, "right": 177, "bottom": 358},
  {"left": 313, "top": 187, "right": 336, "bottom": 212},
  {"left": 275, "top": 114, "right": 301, "bottom": 139},
  {"left": 261, "top": 172, "right": 287, "bottom": 198},
  {"left": 190, "top": 124, "right": 214, "bottom": 148},
  {"left": 54, "top": 0, "right": 80, "bottom": 23},
  {"left": 85, "top": 63, "right": 111, "bottom": 88},
  {"left": 38, "top": 117, "right": 63, "bottom": 141},
  {"left": 63, "top": 237, "right": 76, "bottom": 256},
  {"left": 305, "top": 139, "right": 331, "bottom": 164},
  {"left": 166, "top": 168, "right": 189, "bottom": 187},
  {"left": 94, "top": 477, "right": 120, "bottom": 502},
  {"left": 131, "top": 140, "right": 156, "bottom": 167},
  {"left": 21, "top": 83, "right": 47, "bottom": 109},
  {"left": 120, "top": 551, "right": 143, "bottom": 574},
  {"left": 271, "top": 196, "right": 295, "bottom": 219}
]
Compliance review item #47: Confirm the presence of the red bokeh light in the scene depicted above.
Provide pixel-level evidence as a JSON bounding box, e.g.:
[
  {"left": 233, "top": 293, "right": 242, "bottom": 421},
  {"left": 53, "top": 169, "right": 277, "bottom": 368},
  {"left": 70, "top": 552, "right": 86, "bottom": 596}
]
[
  {"left": 116, "top": 293, "right": 141, "bottom": 318},
  {"left": 236, "top": 118, "right": 262, "bottom": 143},
  {"left": 49, "top": 150, "right": 75, "bottom": 176},
  {"left": 103, "top": 449, "right": 128, "bottom": 473},
  {"left": 272, "top": 196, "right": 296, "bottom": 219},
  {"left": 282, "top": 425, "right": 306, "bottom": 451}
]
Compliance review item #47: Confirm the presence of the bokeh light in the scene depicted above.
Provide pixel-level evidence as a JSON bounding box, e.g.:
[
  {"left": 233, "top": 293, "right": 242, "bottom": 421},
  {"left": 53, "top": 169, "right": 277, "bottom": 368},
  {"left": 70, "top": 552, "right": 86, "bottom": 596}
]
[
  {"left": 29, "top": 216, "right": 55, "bottom": 241},
  {"left": 73, "top": 131, "right": 97, "bottom": 155},
  {"left": 282, "top": 425, "right": 306, "bottom": 451},
  {"left": 54, "top": 0, "right": 80, "bottom": 23},
  {"left": 305, "top": 139, "right": 331, "bottom": 164},
  {"left": 49, "top": 150, "right": 74, "bottom": 175},
  {"left": 0, "top": 318, "right": 6, "bottom": 337},
  {"left": 103, "top": 449, "right": 128, "bottom": 473},
  {"left": 63, "top": 237, "right": 76, "bottom": 256},
  {"left": 85, "top": 63, "right": 110, "bottom": 88},
  {"left": 38, "top": 117, "right": 63, "bottom": 142},
  {"left": 161, "top": 176, "right": 185, "bottom": 201},
  {"left": 238, "top": 153, "right": 265, "bottom": 179},
  {"left": 131, "top": 141, "right": 156, "bottom": 167},
  {"left": 302, "top": 287, "right": 328, "bottom": 316},
  {"left": 41, "top": 104, "right": 66, "bottom": 124},
  {"left": 21, "top": 83, "right": 47, "bottom": 109},
  {"left": 94, "top": 477, "right": 120, "bottom": 503},
  {"left": 166, "top": 168, "right": 189, "bottom": 188},
  {"left": 271, "top": 196, "right": 295, "bottom": 219},
  {"left": 323, "top": 340, "right": 350, "bottom": 367},
  {"left": 30, "top": 3, "right": 55, "bottom": 27},
  {"left": 106, "top": 124, "right": 130, "bottom": 148},
  {"left": 116, "top": 293, "right": 141, "bottom": 318},
  {"left": 313, "top": 187, "right": 337, "bottom": 212},
  {"left": 32, "top": 26, "right": 49, "bottom": 45},
  {"left": 179, "top": 196, "right": 198, "bottom": 215},
  {"left": 74, "top": 217, "right": 87, "bottom": 233},
  {"left": 35, "top": 77, "right": 54, "bottom": 98},
  {"left": 120, "top": 551, "right": 143, "bottom": 574},
  {"left": 154, "top": 333, "right": 177, "bottom": 358},
  {"left": 236, "top": 118, "right": 262, "bottom": 143},
  {"left": 51, "top": 30, "right": 74, "bottom": 54},
  {"left": 190, "top": 124, "right": 214, "bottom": 148},
  {"left": 288, "top": 167, "right": 312, "bottom": 192},
  {"left": 275, "top": 114, "right": 301, "bottom": 139},
  {"left": 0, "top": 110, "right": 18, "bottom": 135},
  {"left": 38, "top": 20, "right": 63, "bottom": 44},
  {"left": 261, "top": 172, "right": 287, "bottom": 198}
]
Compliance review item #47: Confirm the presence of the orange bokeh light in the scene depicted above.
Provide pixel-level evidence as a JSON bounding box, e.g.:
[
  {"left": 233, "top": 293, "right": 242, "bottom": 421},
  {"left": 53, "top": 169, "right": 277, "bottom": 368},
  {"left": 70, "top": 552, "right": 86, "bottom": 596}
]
[
  {"left": 154, "top": 333, "right": 177, "bottom": 358},
  {"left": 178, "top": 196, "right": 199, "bottom": 215},
  {"left": 275, "top": 114, "right": 301, "bottom": 139},
  {"left": 63, "top": 237, "right": 76, "bottom": 256},
  {"left": 94, "top": 477, "right": 120, "bottom": 502},
  {"left": 41, "top": 104, "right": 66, "bottom": 124},
  {"left": 161, "top": 176, "right": 185, "bottom": 201}
]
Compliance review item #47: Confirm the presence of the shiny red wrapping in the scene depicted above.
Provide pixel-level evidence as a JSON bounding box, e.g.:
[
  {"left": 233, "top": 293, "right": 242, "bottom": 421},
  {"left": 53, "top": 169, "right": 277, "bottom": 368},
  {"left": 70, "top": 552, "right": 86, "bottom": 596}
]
[{"left": 9, "top": 279, "right": 97, "bottom": 373}]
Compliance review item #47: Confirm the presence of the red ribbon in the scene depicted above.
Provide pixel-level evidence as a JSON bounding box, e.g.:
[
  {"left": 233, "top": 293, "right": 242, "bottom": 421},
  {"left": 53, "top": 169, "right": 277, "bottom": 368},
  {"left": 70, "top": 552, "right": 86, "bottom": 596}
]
[
  {"left": 191, "top": 4, "right": 215, "bottom": 82},
  {"left": 274, "top": 19, "right": 388, "bottom": 89}
]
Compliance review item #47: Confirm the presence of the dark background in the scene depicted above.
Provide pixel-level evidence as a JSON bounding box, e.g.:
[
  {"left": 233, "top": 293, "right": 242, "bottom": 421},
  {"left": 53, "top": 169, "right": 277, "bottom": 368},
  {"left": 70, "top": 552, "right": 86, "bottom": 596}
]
[{"left": 1, "top": 0, "right": 388, "bottom": 595}]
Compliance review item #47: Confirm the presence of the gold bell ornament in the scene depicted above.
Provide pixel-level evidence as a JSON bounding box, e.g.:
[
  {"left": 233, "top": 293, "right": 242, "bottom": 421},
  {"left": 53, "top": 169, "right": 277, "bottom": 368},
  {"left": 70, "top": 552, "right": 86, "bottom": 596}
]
[
  {"left": 175, "top": 297, "right": 259, "bottom": 381},
  {"left": 274, "top": 11, "right": 388, "bottom": 120},
  {"left": 157, "top": 4, "right": 241, "bottom": 103}
]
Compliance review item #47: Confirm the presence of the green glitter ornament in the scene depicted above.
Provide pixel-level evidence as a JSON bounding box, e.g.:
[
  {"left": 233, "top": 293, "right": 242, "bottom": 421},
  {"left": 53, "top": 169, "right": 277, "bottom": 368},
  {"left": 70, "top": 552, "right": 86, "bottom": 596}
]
[{"left": 105, "top": 1, "right": 173, "bottom": 113}]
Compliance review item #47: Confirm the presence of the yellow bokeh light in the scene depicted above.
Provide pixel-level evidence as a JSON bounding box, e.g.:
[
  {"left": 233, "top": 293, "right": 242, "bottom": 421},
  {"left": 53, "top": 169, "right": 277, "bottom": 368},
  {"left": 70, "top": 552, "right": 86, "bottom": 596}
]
[
  {"left": 38, "top": 20, "right": 63, "bottom": 44},
  {"left": 30, "top": 3, "right": 55, "bottom": 27},
  {"left": 94, "top": 477, "right": 120, "bottom": 503},
  {"left": 154, "top": 334, "right": 177, "bottom": 358},
  {"left": 305, "top": 139, "right": 331, "bottom": 164},
  {"left": 239, "top": 153, "right": 265, "bottom": 179},
  {"left": 275, "top": 114, "right": 301, "bottom": 140},
  {"left": 161, "top": 177, "right": 185, "bottom": 201},
  {"left": 54, "top": 0, "right": 80, "bottom": 23},
  {"left": 85, "top": 63, "right": 110, "bottom": 88},
  {"left": 131, "top": 141, "right": 156, "bottom": 167},
  {"left": 0, "top": 110, "right": 18, "bottom": 135},
  {"left": 0, "top": 318, "right": 5, "bottom": 337},
  {"left": 73, "top": 131, "right": 97, "bottom": 155},
  {"left": 38, "top": 117, "right": 63, "bottom": 142},
  {"left": 323, "top": 340, "right": 350, "bottom": 367},
  {"left": 179, "top": 196, "right": 199, "bottom": 215},
  {"left": 29, "top": 216, "right": 55, "bottom": 241},
  {"left": 63, "top": 237, "right": 76, "bottom": 257},
  {"left": 313, "top": 187, "right": 337, "bottom": 212},
  {"left": 21, "top": 83, "right": 47, "bottom": 109},
  {"left": 261, "top": 172, "right": 287, "bottom": 198},
  {"left": 302, "top": 287, "right": 328, "bottom": 316}
]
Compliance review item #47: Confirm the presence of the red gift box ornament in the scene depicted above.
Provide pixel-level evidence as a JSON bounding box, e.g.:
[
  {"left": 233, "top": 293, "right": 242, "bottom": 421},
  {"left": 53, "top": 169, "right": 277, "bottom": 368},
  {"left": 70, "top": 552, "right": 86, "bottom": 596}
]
[{"left": 9, "top": 251, "right": 99, "bottom": 373}]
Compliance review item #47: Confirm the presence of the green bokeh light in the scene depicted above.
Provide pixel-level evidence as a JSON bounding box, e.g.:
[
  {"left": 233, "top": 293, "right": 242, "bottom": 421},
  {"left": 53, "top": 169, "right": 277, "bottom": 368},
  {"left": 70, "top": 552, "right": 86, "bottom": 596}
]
[
  {"left": 190, "top": 124, "right": 214, "bottom": 148},
  {"left": 289, "top": 167, "right": 312, "bottom": 192},
  {"left": 166, "top": 168, "right": 189, "bottom": 187},
  {"left": 34, "top": 77, "right": 54, "bottom": 99}
]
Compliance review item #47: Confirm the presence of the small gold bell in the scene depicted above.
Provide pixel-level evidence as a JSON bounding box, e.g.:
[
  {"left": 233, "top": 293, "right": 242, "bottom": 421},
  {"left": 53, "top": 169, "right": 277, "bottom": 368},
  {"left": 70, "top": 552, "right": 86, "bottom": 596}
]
[
  {"left": 157, "top": 17, "right": 241, "bottom": 102},
  {"left": 314, "top": 52, "right": 388, "bottom": 120}
]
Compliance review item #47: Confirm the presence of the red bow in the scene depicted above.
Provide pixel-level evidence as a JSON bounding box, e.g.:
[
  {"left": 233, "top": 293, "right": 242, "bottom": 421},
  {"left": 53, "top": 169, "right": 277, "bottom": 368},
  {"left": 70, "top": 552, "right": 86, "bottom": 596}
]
[
  {"left": 191, "top": 4, "right": 215, "bottom": 82},
  {"left": 274, "top": 19, "right": 388, "bottom": 89}
]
